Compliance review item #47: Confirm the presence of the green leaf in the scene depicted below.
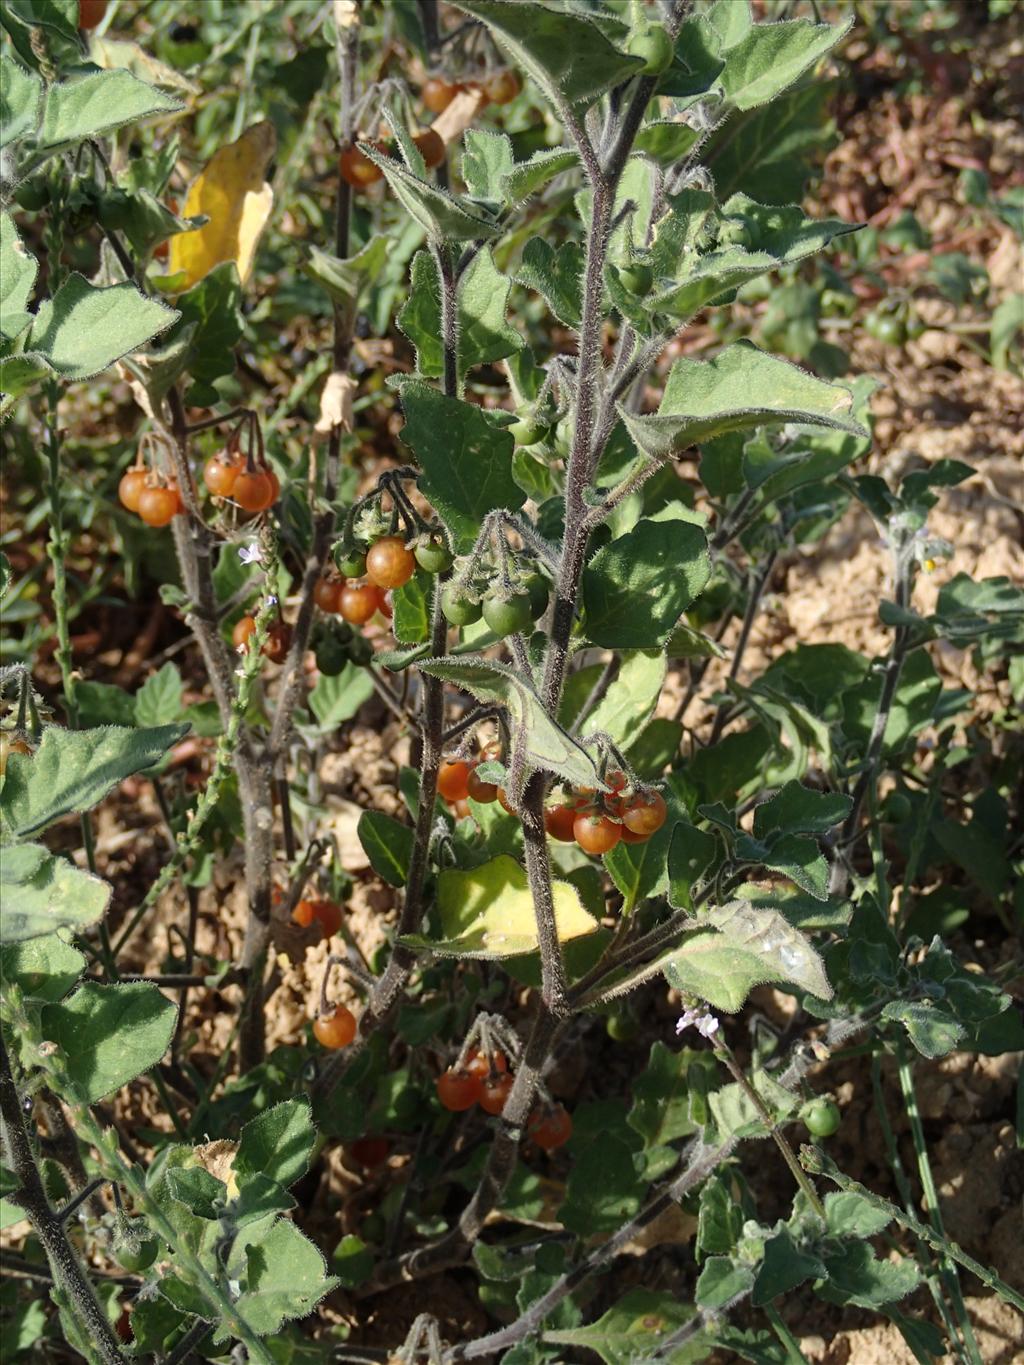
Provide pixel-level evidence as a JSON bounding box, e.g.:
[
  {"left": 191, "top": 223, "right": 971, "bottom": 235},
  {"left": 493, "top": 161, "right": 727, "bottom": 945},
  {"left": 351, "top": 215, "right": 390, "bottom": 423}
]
[
  {"left": 76, "top": 681, "right": 137, "bottom": 729},
  {"left": 40, "top": 982, "right": 176, "bottom": 1102},
  {"left": 696, "top": 1257, "right": 754, "bottom": 1310},
  {"left": 357, "top": 811, "right": 414, "bottom": 888},
  {"left": 401, "top": 853, "right": 599, "bottom": 958},
  {"left": 363, "top": 142, "right": 500, "bottom": 242},
  {"left": 308, "top": 663, "right": 374, "bottom": 727},
  {"left": 223, "top": 1216, "right": 338, "bottom": 1339},
  {"left": 515, "top": 237, "right": 583, "bottom": 328},
  {"left": 398, "top": 248, "right": 521, "bottom": 381},
  {"left": 39, "top": 68, "right": 182, "bottom": 151},
  {"left": 621, "top": 343, "right": 865, "bottom": 461},
  {"left": 752, "top": 781, "right": 851, "bottom": 838},
  {"left": 586, "top": 651, "right": 666, "bottom": 750},
  {"left": 0, "top": 54, "right": 42, "bottom": 149},
  {"left": 697, "top": 1173, "right": 745, "bottom": 1258},
  {"left": 392, "top": 570, "right": 431, "bottom": 644},
  {"left": 304, "top": 236, "right": 390, "bottom": 309},
  {"left": 718, "top": 16, "right": 851, "bottom": 111},
  {"left": 582, "top": 507, "right": 710, "bottom": 648},
  {"left": 627, "top": 1042, "right": 702, "bottom": 1147},
  {"left": 751, "top": 1226, "right": 825, "bottom": 1305},
  {"left": 0, "top": 723, "right": 188, "bottom": 840},
  {"left": 0, "top": 212, "right": 37, "bottom": 339},
  {"left": 818, "top": 1241, "right": 921, "bottom": 1309},
  {"left": 401, "top": 383, "right": 524, "bottom": 553},
  {"left": 167, "top": 1166, "right": 225, "bottom": 1219},
  {"left": 454, "top": 0, "right": 645, "bottom": 106},
  {"left": 559, "top": 1134, "right": 647, "bottom": 1235},
  {"left": 667, "top": 820, "right": 718, "bottom": 910},
  {"left": 0, "top": 351, "right": 53, "bottom": 398},
  {"left": 235, "top": 1100, "right": 315, "bottom": 1190},
  {"left": 134, "top": 663, "right": 183, "bottom": 728},
  {"left": 0, "top": 844, "right": 110, "bottom": 945},
  {"left": 163, "top": 262, "right": 242, "bottom": 404},
  {"left": 502, "top": 147, "right": 578, "bottom": 203},
  {"left": 880, "top": 1000, "right": 964, "bottom": 1059},
  {"left": 824, "top": 1191, "right": 892, "bottom": 1239},
  {"left": 417, "top": 657, "right": 599, "bottom": 790},
  {"left": 545, "top": 1289, "right": 694, "bottom": 1364},
  {"left": 332, "top": 1234, "right": 374, "bottom": 1290},
  {"left": 705, "top": 82, "right": 837, "bottom": 206},
  {"left": 461, "top": 127, "right": 514, "bottom": 204},
  {"left": 28, "top": 273, "right": 178, "bottom": 382},
  {"left": 0, "top": 932, "right": 85, "bottom": 1002},
  {"left": 661, "top": 900, "right": 830, "bottom": 1012}
]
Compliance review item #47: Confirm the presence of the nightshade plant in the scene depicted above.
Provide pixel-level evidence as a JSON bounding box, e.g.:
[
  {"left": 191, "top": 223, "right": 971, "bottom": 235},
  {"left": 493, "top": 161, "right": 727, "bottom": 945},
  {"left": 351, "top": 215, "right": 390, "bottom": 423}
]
[{"left": 1, "top": 2, "right": 1022, "bottom": 1363}]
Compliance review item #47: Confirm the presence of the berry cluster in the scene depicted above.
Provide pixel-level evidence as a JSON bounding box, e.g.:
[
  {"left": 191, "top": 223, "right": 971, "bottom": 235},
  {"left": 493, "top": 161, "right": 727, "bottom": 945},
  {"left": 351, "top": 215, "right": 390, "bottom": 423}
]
[
  {"left": 436, "top": 1051, "right": 573, "bottom": 1150},
  {"left": 291, "top": 896, "right": 342, "bottom": 939},
  {"left": 202, "top": 450, "right": 280, "bottom": 513},
  {"left": 441, "top": 565, "right": 550, "bottom": 637},
  {"left": 421, "top": 69, "right": 522, "bottom": 112},
  {"left": 231, "top": 614, "right": 293, "bottom": 664},
  {"left": 339, "top": 130, "right": 446, "bottom": 188},
  {"left": 118, "top": 469, "right": 185, "bottom": 527}
]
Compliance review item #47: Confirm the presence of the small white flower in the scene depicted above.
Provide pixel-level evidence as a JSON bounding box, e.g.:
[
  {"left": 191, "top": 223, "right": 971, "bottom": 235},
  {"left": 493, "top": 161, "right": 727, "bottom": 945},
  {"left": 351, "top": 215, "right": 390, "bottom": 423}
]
[
  {"left": 676, "top": 1006, "right": 720, "bottom": 1039},
  {"left": 239, "top": 542, "right": 263, "bottom": 565},
  {"left": 267, "top": 594, "right": 278, "bottom": 606}
]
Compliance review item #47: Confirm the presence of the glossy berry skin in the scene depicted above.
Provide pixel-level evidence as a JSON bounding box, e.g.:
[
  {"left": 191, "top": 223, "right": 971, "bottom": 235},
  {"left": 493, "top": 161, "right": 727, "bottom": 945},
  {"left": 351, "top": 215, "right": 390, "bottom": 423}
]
[
  {"left": 496, "top": 787, "right": 515, "bottom": 816},
  {"left": 414, "top": 129, "right": 446, "bottom": 169},
  {"left": 78, "top": 0, "right": 107, "bottom": 29},
  {"left": 625, "top": 25, "right": 674, "bottom": 75},
  {"left": 465, "top": 1048, "right": 507, "bottom": 1079},
  {"left": 574, "top": 810, "right": 622, "bottom": 856},
  {"left": 422, "top": 76, "right": 460, "bottom": 114},
  {"left": 523, "top": 573, "right": 550, "bottom": 619},
  {"left": 619, "top": 825, "right": 650, "bottom": 845},
  {"left": 233, "top": 469, "right": 274, "bottom": 513},
  {"left": 366, "top": 536, "right": 416, "bottom": 590},
  {"left": 115, "top": 1224, "right": 159, "bottom": 1273},
  {"left": 482, "top": 68, "right": 522, "bottom": 105},
  {"left": 479, "top": 1072, "right": 514, "bottom": 1115},
  {"left": 232, "top": 615, "right": 256, "bottom": 649},
  {"left": 622, "top": 791, "right": 667, "bottom": 838},
  {"left": 544, "top": 804, "right": 577, "bottom": 843},
  {"left": 483, "top": 592, "right": 533, "bottom": 638},
  {"left": 339, "top": 583, "right": 381, "bottom": 625},
  {"left": 528, "top": 1104, "right": 573, "bottom": 1151},
  {"left": 801, "top": 1098, "right": 841, "bottom": 1138},
  {"left": 442, "top": 587, "right": 482, "bottom": 627},
  {"left": 262, "top": 620, "right": 292, "bottom": 664},
  {"left": 339, "top": 143, "right": 384, "bottom": 188},
  {"left": 138, "top": 485, "right": 180, "bottom": 527},
  {"left": 415, "top": 539, "right": 453, "bottom": 575},
  {"left": 349, "top": 1136, "right": 391, "bottom": 1168},
  {"left": 313, "top": 1004, "right": 357, "bottom": 1049},
  {"left": 438, "top": 759, "right": 472, "bottom": 803},
  {"left": 335, "top": 547, "right": 368, "bottom": 578},
  {"left": 507, "top": 416, "right": 545, "bottom": 447},
  {"left": 466, "top": 767, "right": 498, "bottom": 803},
  {"left": 436, "top": 1068, "right": 482, "bottom": 1112},
  {"left": 314, "top": 577, "right": 344, "bottom": 613},
  {"left": 292, "top": 898, "right": 342, "bottom": 938},
  {"left": 372, "top": 585, "right": 392, "bottom": 619},
  {"left": 620, "top": 262, "right": 654, "bottom": 295},
  {"left": 118, "top": 469, "right": 147, "bottom": 513},
  {"left": 203, "top": 454, "right": 240, "bottom": 498}
]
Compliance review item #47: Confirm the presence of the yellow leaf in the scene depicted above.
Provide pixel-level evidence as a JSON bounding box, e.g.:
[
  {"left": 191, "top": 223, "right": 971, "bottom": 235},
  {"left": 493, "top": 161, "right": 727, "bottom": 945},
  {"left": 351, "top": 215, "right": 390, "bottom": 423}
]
[{"left": 168, "top": 122, "right": 276, "bottom": 291}]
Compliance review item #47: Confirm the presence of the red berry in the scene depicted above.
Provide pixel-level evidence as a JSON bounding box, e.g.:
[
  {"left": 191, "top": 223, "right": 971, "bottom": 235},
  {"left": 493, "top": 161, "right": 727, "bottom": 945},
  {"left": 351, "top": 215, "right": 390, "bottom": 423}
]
[
  {"left": 466, "top": 766, "right": 498, "bottom": 803},
  {"left": 573, "top": 810, "right": 621, "bottom": 856},
  {"left": 203, "top": 454, "right": 241, "bottom": 498},
  {"left": 479, "top": 1072, "right": 514, "bottom": 1115},
  {"left": 232, "top": 615, "right": 256, "bottom": 649},
  {"left": 414, "top": 129, "right": 446, "bottom": 169},
  {"left": 118, "top": 468, "right": 147, "bottom": 512},
  {"left": 528, "top": 1104, "right": 572, "bottom": 1151},
  {"left": 422, "top": 77, "right": 460, "bottom": 114},
  {"left": 483, "top": 69, "right": 522, "bottom": 104},
  {"left": 622, "top": 791, "right": 667, "bottom": 838},
  {"left": 78, "top": 0, "right": 107, "bottom": 30},
  {"left": 339, "top": 142, "right": 385, "bottom": 188},
  {"left": 544, "top": 804, "right": 577, "bottom": 842},
  {"left": 292, "top": 898, "right": 342, "bottom": 938},
  {"left": 262, "top": 620, "right": 292, "bottom": 664},
  {"left": 436, "top": 1068, "right": 482, "bottom": 1111},
  {"left": 137, "top": 485, "right": 181, "bottom": 527},
  {"left": 313, "top": 1004, "right": 357, "bottom": 1049},
  {"left": 366, "top": 536, "right": 416, "bottom": 591},
  {"left": 438, "top": 760, "right": 472, "bottom": 803},
  {"left": 339, "top": 583, "right": 381, "bottom": 625},
  {"left": 465, "top": 1048, "right": 507, "bottom": 1079},
  {"left": 233, "top": 469, "right": 274, "bottom": 513}
]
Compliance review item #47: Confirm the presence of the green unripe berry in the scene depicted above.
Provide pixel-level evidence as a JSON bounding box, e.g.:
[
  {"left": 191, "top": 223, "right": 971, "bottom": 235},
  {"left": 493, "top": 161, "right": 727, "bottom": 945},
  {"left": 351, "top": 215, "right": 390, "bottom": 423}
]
[
  {"left": 415, "top": 538, "right": 454, "bottom": 575},
  {"left": 14, "top": 177, "right": 48, "bottom": 212},
  {"left": 346, "top": 632, "right": 373, "bottom": 666},
  {"left": 315, "top": 636, "right": 349, "bottom": 676},
  {"left": 620, "top": 262, "right": 653, "bottom": 295},
  {"left": 334, "top": 546, "right": 368, "bottom": 577},
  {"left": 507, "top": 416, "right": 546, "bottom": 447},
  {"left": 800, "top": 1097, "right": 841, "bottom": 1138},
  {"left": 441, "top": 586, "right": 482, "bottom": 627},
  {"left": 115, "top": 1222, "right": 159, "bottom": 1274},
  {"left": 883, "top": 792, "right": 912, "bottom": 824},
  {"left": 625, "top": 24, "right": 674, "bottom": 75},
  {"left": 522, "top": 572, "right": 550, "bottom": 619},
  {"left": 482, "top": 592, "right": 533, "bottom": 638}
]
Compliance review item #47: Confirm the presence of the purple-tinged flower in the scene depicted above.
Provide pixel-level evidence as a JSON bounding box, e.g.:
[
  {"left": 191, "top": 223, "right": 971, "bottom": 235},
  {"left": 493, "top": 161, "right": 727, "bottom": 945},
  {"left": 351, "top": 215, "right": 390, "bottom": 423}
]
[
  {"left": 676, "top": 1006, "right": 720, "bottom": 1040},
  {"left": 239, "top": 542, "right": 263, "bottom": 565}
]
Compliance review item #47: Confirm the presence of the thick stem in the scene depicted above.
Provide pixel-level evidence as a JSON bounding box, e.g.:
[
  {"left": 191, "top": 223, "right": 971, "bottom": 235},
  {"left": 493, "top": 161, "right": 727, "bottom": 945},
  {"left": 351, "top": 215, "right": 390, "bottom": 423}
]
[{"left": 0, "top": 1037, "right": 128, "bottom": 1365}]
